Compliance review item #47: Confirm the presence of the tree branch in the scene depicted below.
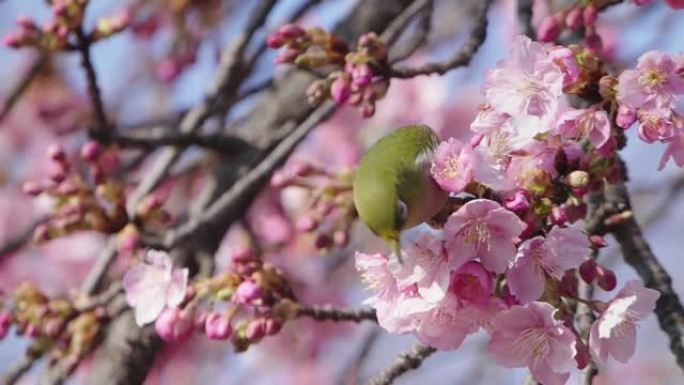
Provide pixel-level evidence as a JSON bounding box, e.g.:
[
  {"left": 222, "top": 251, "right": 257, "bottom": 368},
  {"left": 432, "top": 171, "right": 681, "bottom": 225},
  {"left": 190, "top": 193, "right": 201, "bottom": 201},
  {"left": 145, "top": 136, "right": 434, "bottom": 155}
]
[
  {"left": 387, "top": 0, "right": 492, "bottom": 78},
  {"left": 369, "top": 344, "right": 437, "bottom": 385},
  {"left": 0, "top": 54, "right": 47, "bottom": 122},
  {"left": 75, "top": 27, "right": 111, "bottom": 140},
  {"left": 297, "top": 304, "right": 378, "bottom": 323}
]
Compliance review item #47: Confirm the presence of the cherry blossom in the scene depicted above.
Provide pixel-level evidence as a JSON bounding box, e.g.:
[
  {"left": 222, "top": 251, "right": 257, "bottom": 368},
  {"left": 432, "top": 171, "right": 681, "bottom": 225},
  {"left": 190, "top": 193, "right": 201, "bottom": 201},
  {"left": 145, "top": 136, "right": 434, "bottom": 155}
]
[
  {"left": 508, "top": 226, "right": 591, "bottom": 303},
  {"left": 589, "top": 280, "right": 660, "bottom": 364},
  {"left": 430, "top": 138, "right": 477, "bottom": 193},
  {"left": 617, "top": 50, "right": 684, "bottom": 110},
  {"left": 489, "top": 302, "right": 577, "bottom": 385},
  {"left": 444, "top": 199, "right": 526, "bottom": 274},
  {"left": 122, "top": 250, "right": 189, "bottom": 326}
]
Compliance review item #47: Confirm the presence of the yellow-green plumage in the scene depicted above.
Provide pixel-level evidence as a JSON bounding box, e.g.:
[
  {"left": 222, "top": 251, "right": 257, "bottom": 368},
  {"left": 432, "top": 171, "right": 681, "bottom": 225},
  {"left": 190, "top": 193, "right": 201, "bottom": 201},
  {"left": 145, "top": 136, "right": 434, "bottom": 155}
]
[{"left": 353, "top": 125, "right": 448, "bottom": 257}]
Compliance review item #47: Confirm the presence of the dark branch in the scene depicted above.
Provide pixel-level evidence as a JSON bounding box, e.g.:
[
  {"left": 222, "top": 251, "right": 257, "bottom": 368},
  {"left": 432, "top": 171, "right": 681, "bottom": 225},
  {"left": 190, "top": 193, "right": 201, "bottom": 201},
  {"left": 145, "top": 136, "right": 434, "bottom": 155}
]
[
  {"left": 369, "top": 344, "right": 437, "bottom": 385},
  {"left": 516, "top": 0, "right": 536, "bottom": 39},
  {"left": 0, "top": 54, "right": 47, "bottom": 122},
  {"left": 0, "top": 354, "right": 35, "bottom": 385},
  {"left": 387, "top": 0, "right": 492, "bottom": 78},
  {"left": 297, "top": 304, "right": 378, "bottom": 323},
  {"left": 112, "top": 132, "right": 253, "bottom": 154},
  {"left": 75, "top": 27, "right": 111, "bottom": 140}
]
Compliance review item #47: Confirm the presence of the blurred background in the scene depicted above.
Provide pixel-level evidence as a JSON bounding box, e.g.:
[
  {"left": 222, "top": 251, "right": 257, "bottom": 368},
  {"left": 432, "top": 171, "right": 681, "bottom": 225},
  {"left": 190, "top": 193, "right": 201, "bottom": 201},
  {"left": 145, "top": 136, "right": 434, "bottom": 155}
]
[{"left": 0, "top": 0, "right": 682, "bottom": 384}]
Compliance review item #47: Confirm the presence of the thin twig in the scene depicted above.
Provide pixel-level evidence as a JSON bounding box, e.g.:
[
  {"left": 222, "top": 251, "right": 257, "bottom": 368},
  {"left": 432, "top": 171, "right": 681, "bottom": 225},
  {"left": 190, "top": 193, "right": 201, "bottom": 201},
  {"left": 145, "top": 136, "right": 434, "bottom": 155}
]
[
  {"left": 0, "top": 219, "right": 43, "bottom": 262},
  {"left": 0, "top": 354, "right": 35, "bottom": 385},
  {"left": 516, "top": 0, "right": 536, "bottom": 39},
  {"left": 369, "top": 344, "right": 437, "bottom": 385},
  {"left": 163, "top": 102, "right": 336, "bottom": 248},
  {"left": 387, "top": 0, "right": 492, "bottom": 78},
  {"left": 388, "top": 1, "right": 433, "bottom": 63},
  {"left": 297, "top": 304, "right": 378, "bottom": 323},
  {"left": 380, "top": 0, "right": 432, "bottom": 45},
  {"left": 112, "top": 132, "right": 253, "bottom": 154},
  {"left": 0, "top": 54, "right": 47, "bottom": 122},
  {"left": 75, "top": 27, "right": 110, "bottom": 140}
]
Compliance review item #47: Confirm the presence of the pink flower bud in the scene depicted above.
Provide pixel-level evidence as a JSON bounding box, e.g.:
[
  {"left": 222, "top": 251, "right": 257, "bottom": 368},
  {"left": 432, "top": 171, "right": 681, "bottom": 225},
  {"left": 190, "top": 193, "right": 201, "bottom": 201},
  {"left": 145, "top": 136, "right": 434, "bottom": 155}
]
[
  {"left": 47, "top": 161, "right": 67, "bottom": 184},
  {"left": 266, "top": 34, "right": 285, "bottom": 49},
  {"left": 277, "top": 24, "right": 306, "bottom": 40},
  {"left": 204, "top": 312, "right": 232, "bottom": 340},
  {"left": 666, "top": 0, "right": 684, "bottom": 9},
  {"left": 638, "top": 109, "right": 675, "bottom": 143},
  {"left": 551, "top": 206, "right": 569, "bottom": 226},
  {"left": 579, "top": 259, "right": 597, "bottom": 284},
  {"left": 270, "top": 170, "right": 290, "bottom": 188},
  {"left": 616, "top": 105, "right": 637, "bottom": 129},
  {"left": 596, "top": 265, "right": 617, "bottom": 291},
  {"left": 360, "top": 103, "right": 375, "bottom": 118},
  {"left": 22, "top": 181, "right": 43, "bottom": 196},
  {"left": 333, "top": 230, "right": 349, "bottom": 247},
  {"left": 234, "top": 279, "right": 264, "bottom": 305},
  {"left": 245, "top": 318, "right": 267, "bottom": 342},
  {"left": 156, "top": 58, "right": 181, "bottom": 83},
  {"left": 565, "top": 7, "right": 583, "bottom": 30},
  {"left": 330, "top": 75, "right": 351, "bottom": 105},
  {"left": 296, "top": 215, "right": 317, "bottom": 232},
  {"left": 504, "top": 190, "right": 530, "bottom": 213},
  {"left": 80, "top": 140, "right": 102, "bottom": 161},
  {"left": 275, "top": 47, "right": 300, "bottom": 64},
  {"left": 537, "top": 15, "right": 562, "bottom": 43},
  {"left": 589, "top": 235, "right": 608, "bottom": 249},
  {"left": 582, "top": 4, "right": 598, "bottom": 26},
  {"left": 288, "top": 160, "right": 312, "bottom": 177},
  {"left": 231, "top": 247, "right": 256, "bottom": 264},
  {"left": 559, "top": 271, "right": 578, "bottom": 297},
  {"left": 154, "top": 308, "right": 193, "bottom": 342},
  {"left": 585, "top": 32, "right": 603, "bottom": 54},
  {"left": 314, "top": 233, "right": 332, "bottom": 249},
  {"left": 47, "top": 143, "right": 66, "bottom": 162},
  {"left": 0, "top": 311, "right": 11, "bottom": 339},
  {"left": 2, "top": 35, "right": 22, "bottom": 48},
  {"left": 264, "top": 318, "right": 282, "bottom": 336},
  {"left": 351, "top": 64, "right": 373, "bottom": 87}
]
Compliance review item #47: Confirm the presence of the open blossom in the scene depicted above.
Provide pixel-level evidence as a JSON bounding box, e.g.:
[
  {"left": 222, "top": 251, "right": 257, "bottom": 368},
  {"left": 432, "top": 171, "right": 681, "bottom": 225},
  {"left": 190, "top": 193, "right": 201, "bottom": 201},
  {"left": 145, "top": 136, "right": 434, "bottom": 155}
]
[
  {"left": 555, "top": 108, "right": 611, "bottom": 148},
  {"left": 617, "top": 50, "right": 684, "bottom": 110},
  {"left": 388, "top": 232, "right": 452, "bottom": 303},
  {"left": 489, "top": 302, "right": 577, "bottom": 385},
  {"left": 483, "top": 36, "right": 564, "bottom": 120},
  {"left": 637, "top": 108, "right": 677, "bottom": 143},
  {"left": 430, "top": 138, "right": 477, "bottom": 193},
  {"left": 412, "top": 292, "right": 473, "bottom": 350},
  {"left": 444, "top": 199, "right": 525, "bottom": 274},
  {"left": 123, "top": 250, "right": 189, "bottom": 326},
  {"left": 659, "top": 131, "right": 684, "bottom": 170},
  {"left": 590, "top": 280, "right": 660, "bottom": 364},
  {"left": 355, "top": 252, "right": 433, "bottom": 333},
  {"left": 508, "top": 226, "right": 590, "bottom": 304}
]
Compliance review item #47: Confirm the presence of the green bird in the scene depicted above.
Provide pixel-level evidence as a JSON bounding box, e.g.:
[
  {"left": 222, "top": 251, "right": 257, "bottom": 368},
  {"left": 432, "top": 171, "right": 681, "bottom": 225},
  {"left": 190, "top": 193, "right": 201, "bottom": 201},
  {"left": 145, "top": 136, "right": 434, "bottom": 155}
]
[{"left": 353, "top": 125, "right": 448, "bottom": 262}]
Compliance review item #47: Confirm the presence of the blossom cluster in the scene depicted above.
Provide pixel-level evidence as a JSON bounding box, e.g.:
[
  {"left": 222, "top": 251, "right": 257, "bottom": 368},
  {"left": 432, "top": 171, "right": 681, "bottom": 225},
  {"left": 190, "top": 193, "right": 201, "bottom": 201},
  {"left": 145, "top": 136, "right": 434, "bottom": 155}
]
[
  {"left": 268, "top": 25, "right": 390, "bottom": 117},
  {"left": 614, "top": 51, "right": 684, "bottom": 169},
  {"left": 271, "top": 159, "right": 356, "bottom": 250},
  {"left": 122, "top": 249, "right": 295, "bottom": 350},
  {"left": 0, "top": 282, "right": 105, "bottom": 373},
  {"left": 3, "top": 0, "right": 129, "bottom": 50},
  {"left": 355, "top": 35, "right": 668, "bottom": 385}
]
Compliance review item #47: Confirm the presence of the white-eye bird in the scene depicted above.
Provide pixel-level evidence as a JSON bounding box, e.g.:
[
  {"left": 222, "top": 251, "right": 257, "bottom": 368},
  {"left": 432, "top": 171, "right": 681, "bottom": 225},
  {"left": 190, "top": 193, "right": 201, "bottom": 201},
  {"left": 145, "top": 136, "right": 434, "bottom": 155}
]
[{"left": 352, "top": 125, "right": 448, "bottom": 262}]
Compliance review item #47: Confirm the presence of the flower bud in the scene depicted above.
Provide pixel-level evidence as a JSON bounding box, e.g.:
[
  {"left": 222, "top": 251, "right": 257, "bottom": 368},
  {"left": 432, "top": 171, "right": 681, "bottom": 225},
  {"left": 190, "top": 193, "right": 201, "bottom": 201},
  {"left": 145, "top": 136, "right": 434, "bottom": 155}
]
[
  {"left": 275, "top": 47, "right": 300, "bottom": 64},
  {"left": 296, "top": 215, "right": 318, "bottom": 232},
  {"left": 333, "top": 230, "right": 349, "bottom": 247},
  {"left": 264, "top": 318, "right": 282, "bottom": 335},
  {"left": 154, "top": 308, "right": 193, "bottom": 342},
  {"left": 585, "top": 32, "right": 603, "bottom": 54},
  {"left": 559, "top": 270, "right": 578, "bottom": 297},
  {"left": 565, "top": 7, "right": 583, "bottom": 30},
  {"left": 205, "top": 312, "right": 232, "bottom": 340},
  {"left": 579, "top": 259, "right": 597, "bottom": 284},
  {"left": 589, "top": 235, "right": 608, "bottom": 249},
  {"left": 277, "top": 24, "right": 306, "bottom": 40},
  {"left": 330, "top": 75, "right": 351, "bottom": 105},
  {"left": 233, "top": 279, "right": 264, "bottom": 305},
  {"left": 567, "top": 170, "right": 589, "bottom": 189},
  {"left": 582, "top": 4, "right": 598, "bottom": 26},
  {"left": 80, "top": 140, "right": 102, "bottom": 161},
  {"left": 0, "top": 311, "right": 11, "bottom": 339},
  {"left": 537, "top": 15, "right": 562, "bottom": 43},
  {"left": 616, "top": 105, "right": 637, "bottom": 129},
  {"left": 314, "top": 233, "right": 332, "bottom": 249},
  {"left": 245, "top": 318, "right": 267, "bottom": 342},
  {"left": 504, "top": 190, "right": 530, "bottom": 213},
  {"left": 47, "top": 143, "right": 66, "bottom": 162},
  {"left": 22, "top": 181, "right": 43, "bottom": 196},
  {"left": 596, "top": 265, "right": 617, "bottom": 291},
  {"left": 666, "top": 0, "right": 684, "bottom": 9},
  {"left": 47, "top": 161, "right": 67, "bottom": 184}
]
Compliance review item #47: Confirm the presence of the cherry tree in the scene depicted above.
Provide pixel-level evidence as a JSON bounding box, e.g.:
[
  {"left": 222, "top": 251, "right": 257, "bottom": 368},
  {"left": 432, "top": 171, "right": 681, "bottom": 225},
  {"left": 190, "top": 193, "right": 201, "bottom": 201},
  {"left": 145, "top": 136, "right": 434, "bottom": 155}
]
[{"left": 0, "top": 1, "right": 683, "bottom": 385}]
